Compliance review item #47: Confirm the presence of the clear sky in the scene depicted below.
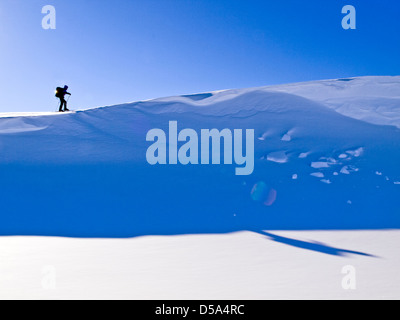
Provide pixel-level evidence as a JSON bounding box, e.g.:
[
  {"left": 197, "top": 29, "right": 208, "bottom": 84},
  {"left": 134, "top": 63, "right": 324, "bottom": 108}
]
[{"left": 0, "top": 0, "right": 399, "bottom": 112}]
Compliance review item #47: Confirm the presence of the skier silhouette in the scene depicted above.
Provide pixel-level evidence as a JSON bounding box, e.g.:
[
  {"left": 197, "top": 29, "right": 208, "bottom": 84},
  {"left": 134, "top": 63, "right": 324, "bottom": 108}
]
[{"left": 55, "top": 85, "right": 71, "bottom": 112}]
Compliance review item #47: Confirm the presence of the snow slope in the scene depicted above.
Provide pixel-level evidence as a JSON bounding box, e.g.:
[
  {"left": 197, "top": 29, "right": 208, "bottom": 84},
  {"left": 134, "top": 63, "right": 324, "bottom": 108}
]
[
  {"left": 0, "top": 76, "right": 399, "bottom": 299},
  {"left": 0, "top": 76, "right": 399, "bottom": 237},
  {"left": 269, "top": 76, "right": 400, "bottom": 128}
]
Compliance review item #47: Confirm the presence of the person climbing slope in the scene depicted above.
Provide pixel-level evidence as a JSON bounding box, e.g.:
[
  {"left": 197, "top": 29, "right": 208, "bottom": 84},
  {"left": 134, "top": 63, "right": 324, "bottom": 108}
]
[{"left": 55, "top": 85, "right": 71, "bottom": 112}]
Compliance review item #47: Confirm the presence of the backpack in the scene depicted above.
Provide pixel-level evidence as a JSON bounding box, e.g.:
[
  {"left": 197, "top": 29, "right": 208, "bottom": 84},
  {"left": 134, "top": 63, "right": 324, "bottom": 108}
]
[{"left": 55, "top": 87, "right": 63, "bottom": 98}]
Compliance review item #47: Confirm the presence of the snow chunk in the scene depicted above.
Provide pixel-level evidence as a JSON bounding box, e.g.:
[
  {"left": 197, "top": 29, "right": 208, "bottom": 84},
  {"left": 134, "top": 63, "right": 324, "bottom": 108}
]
[
  {"left": 311, "top": 172, "right": 324, "bottom": 178},
  {"left": 341, "top": 166, "right": 359, "bottom": 175},
  {"left": 311, "top": 162, "right": 330, "bottom": 169},
  {"left": 281, "top": 133, "right": 292, "bottom": 141},
  {"left": 298, "top": 152, "right": 310, "bottom": 159},
  {"left": 340, "top": 166, "right": 350, "bottom": 175},
  {"left": 346, "top": 147, "right": 364, "bottom": 158},
  {"left": 266, "top": 151, "right": 288, "bottom": 163}
]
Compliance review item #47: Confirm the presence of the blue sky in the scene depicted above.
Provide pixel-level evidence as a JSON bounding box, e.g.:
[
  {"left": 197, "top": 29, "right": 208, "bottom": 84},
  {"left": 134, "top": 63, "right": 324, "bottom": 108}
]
[{"left": 0, "top": 0, "right": 399, "bottom": 112}]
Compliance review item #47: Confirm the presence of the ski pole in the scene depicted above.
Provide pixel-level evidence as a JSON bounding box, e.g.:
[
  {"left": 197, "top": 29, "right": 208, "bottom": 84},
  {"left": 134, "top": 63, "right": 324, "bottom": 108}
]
[{"left": 66, "top": 95, "right": 71, "bottom": 111}]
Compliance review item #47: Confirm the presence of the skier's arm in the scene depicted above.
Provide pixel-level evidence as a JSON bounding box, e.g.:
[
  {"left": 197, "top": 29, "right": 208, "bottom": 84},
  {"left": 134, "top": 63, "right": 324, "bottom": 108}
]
[{"left": 66, "top": 91, "right": 71, "bottom": 95}]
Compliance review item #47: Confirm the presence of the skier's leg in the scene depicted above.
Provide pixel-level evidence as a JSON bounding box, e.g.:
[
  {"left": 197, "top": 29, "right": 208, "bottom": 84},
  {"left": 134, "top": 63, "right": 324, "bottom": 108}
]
[{"left": 59, "top": 99, "right": 64, "bottom": 112}]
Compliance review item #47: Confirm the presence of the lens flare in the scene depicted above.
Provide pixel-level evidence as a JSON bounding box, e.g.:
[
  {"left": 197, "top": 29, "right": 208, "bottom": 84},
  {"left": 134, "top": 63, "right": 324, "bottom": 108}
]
[{"left": 251, "top": 181, "right": 277, "bottom": 206}]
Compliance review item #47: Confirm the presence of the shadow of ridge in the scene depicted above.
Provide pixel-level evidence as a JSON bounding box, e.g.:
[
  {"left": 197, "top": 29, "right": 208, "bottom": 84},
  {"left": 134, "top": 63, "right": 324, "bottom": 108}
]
[{"left": 253, "top": 230, "right": 377, "bottom": 258}]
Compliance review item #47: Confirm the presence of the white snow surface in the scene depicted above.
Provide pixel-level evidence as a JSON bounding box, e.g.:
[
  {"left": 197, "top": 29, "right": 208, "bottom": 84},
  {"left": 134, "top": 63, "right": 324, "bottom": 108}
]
[
  {"left": 143, "top": 75, "right": 400, "bottom": 127},
  {"left": 1, "top": 230, "right": 399, "bottom": 300},
  {"left": 266, "top": 76, "right": 400, "bottom": 128}
]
